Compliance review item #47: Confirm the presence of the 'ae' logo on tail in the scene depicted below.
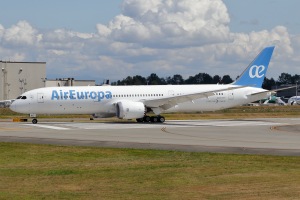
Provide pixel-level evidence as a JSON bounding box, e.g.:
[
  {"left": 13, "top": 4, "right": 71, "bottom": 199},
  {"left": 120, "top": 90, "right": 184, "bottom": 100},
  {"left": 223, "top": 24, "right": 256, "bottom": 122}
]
[
  {"left": 234, "top": 46, "right": 274, "bottom": 88},
  {"left": 249, "top": 65, "right": 265, "bottom": 78}
]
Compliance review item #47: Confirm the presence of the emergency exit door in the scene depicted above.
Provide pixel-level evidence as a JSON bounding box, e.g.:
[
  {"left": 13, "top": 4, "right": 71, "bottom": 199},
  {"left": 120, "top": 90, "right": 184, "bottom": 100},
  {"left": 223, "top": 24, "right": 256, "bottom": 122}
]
[{"left": 37, "top": 93, "right": 44, "bottom": 103}]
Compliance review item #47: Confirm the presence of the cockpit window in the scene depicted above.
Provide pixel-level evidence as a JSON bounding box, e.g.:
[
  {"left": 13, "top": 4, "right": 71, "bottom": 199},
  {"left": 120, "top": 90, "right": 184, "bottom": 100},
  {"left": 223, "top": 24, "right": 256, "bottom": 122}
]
[{"left": 16, "top": 96, "right": 27, "bottom": 100}]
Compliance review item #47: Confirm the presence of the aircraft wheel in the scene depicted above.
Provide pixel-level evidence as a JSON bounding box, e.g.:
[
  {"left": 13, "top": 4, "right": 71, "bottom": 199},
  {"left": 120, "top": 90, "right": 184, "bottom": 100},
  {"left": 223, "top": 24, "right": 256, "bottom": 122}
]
[
  {"left": 151, "top": 116, "right": 158, "bottom": 123},
  {"left": 32, "top": 119, "right": 38, "bottom": 124},
  {"left": 143, "top": 116, "right": 151, "bottom": 122},
  {"left": 158, "top": 116, "right": 165, "bottom": 123},
  {"left": 136, "top": 118, "right": 143, "bottom": 123}
]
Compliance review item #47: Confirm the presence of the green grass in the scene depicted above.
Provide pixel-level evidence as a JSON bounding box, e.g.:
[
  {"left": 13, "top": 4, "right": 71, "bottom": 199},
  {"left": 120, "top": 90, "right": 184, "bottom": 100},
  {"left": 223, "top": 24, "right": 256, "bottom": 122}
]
[
  {"left": 1, "top": 106, "right": 299, "bottom": 198},
  {"left": 0, "top": 143, "right": 300, "bottom": 199}
]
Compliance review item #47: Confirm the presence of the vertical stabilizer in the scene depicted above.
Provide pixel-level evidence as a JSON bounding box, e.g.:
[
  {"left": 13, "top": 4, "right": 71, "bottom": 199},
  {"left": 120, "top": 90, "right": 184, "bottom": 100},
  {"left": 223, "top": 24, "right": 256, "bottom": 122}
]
[{"left": 233, "top": 46, "right": 275, "bottom": 88}]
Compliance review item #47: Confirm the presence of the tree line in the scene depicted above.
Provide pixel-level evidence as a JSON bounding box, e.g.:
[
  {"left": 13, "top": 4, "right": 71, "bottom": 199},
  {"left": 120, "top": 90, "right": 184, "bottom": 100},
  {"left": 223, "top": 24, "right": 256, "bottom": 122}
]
[{"left": 111, "top": 72, "right": 300, "bottom": 90}]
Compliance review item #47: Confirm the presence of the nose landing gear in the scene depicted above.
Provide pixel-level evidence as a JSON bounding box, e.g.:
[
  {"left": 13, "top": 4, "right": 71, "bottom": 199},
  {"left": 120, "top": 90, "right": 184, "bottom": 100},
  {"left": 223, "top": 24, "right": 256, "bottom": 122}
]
[
  {"left": 32, "top": 118, "right": 38, "bottom": 124},
  {"left": 29, "top": 114, "right": 38, "bottom": 124}
]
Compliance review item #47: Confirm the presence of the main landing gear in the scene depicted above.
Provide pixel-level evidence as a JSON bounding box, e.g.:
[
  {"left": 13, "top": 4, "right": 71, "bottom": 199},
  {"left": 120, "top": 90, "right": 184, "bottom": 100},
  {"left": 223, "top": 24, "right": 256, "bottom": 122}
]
[
  {"left": 136, "top": 115, "right": 165, "bottom": 123},
  {"left": 32, "top": 118, "right": 38, "bottom": 124}
]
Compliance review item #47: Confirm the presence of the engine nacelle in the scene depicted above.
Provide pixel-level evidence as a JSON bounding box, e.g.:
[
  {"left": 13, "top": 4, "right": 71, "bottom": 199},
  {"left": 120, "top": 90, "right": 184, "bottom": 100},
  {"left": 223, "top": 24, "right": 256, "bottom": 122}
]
[{"left": 116, "top": 100, "right": 145, "bottom": 119}]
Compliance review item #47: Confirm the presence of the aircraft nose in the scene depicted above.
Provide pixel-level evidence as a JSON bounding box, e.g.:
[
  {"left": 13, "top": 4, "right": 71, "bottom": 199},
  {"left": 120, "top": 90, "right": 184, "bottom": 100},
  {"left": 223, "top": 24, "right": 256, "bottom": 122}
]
[
  {"left": 9, "top": 102, "right": 17, "bottom": 112},
  {"left": 9, "top": 100, "right": 30, "bottom": 114}
]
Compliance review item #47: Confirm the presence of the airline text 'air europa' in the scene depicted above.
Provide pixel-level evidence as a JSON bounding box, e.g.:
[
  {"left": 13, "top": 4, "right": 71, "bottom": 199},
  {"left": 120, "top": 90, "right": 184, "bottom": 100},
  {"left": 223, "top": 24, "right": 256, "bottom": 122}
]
[{"left": 51, "top": 90, "right": 112, "bottom": 101}]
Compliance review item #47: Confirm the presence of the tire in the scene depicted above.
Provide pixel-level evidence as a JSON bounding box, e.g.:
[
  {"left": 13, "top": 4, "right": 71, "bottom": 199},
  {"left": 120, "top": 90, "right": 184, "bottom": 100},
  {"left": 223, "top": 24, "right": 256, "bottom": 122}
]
[
  {"left": 151, "top": 116, "right": 158, "bottom": 123},
  {"left": 158, "top": 116, "right": 165, "bottom": 123},
  {"left": 143, "top": 116, "right": 151, "bottom": 122},
  {"left": 32, "top": 119, "right": 38, "bottom": 124},
  {"left": 136, "top": 118, "right": 143, "bottom": 123}
]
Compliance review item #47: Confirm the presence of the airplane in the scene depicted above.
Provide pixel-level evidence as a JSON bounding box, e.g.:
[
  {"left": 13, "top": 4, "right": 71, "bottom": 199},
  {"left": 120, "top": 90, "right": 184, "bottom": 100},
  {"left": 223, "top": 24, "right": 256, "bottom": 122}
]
[
  {"left": 11, "top": 46, "right": 279, "bottom": 124},
  {"left": 262, "top": 95, "right": 287, "bottom": 105},
  {"left": 288, "top": 96, "right": 300, "bottom": 105}
]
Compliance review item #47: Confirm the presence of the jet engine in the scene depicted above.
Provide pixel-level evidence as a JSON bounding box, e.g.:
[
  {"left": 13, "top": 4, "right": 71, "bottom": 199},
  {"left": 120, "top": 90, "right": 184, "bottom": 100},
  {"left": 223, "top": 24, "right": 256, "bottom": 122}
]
[{"left": 116, "top": 100, "right": 145, "bottom": 119}]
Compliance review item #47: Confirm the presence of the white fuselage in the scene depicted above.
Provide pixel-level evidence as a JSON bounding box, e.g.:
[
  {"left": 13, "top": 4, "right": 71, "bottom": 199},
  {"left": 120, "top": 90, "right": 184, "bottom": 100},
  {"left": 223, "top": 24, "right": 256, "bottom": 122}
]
[{"left": 10, "top": 85, "right": 269, "bottom": 117}]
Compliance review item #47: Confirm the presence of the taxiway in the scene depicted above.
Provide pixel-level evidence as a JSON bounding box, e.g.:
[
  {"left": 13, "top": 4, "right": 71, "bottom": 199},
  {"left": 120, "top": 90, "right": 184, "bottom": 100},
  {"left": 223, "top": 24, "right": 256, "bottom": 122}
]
[{"left": 0, "top": 118, "right": 299, "bottom": 156}]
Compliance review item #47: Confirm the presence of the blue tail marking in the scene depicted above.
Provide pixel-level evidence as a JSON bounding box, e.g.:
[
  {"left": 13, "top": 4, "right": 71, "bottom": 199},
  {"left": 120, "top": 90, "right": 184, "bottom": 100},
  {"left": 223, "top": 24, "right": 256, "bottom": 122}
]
[{"left": 233, "top": 46, "right": 275, "bottom": 88}]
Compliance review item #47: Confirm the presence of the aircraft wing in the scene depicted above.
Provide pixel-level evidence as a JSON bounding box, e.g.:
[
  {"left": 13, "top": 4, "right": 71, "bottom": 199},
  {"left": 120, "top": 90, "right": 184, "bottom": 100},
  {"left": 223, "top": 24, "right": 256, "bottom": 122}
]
[
  {"left": 247, "top": 85, "right": 296, "bottom": 96},
  {"left": 143, "top": 86, "right": 246, "bottom": 110}
]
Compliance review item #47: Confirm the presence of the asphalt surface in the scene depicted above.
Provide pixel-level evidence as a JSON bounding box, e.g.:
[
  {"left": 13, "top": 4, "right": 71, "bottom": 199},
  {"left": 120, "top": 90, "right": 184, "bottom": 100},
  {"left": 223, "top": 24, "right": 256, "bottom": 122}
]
[{"left": 0, "top": 118, "right": 299, "bottom": 156}]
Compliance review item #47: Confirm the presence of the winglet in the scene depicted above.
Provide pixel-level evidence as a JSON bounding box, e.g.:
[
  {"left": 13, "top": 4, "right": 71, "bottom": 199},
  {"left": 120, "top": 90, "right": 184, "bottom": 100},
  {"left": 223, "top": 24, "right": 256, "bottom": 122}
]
[{"left": 233, "top": 46, "right": 275, "bottom": 88}]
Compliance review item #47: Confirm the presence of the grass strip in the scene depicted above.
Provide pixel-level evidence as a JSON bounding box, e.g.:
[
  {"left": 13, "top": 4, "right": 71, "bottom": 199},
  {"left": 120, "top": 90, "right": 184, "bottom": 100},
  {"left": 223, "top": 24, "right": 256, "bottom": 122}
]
[{"left": 0, "top": 143, "right": 299, "bottom": 199}]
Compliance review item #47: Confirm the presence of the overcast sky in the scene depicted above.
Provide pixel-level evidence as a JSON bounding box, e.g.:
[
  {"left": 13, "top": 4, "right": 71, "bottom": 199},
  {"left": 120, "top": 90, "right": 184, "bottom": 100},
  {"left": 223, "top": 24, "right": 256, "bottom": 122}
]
[{"left": 0, "top": 0, "right": 299, "bottom": 83}]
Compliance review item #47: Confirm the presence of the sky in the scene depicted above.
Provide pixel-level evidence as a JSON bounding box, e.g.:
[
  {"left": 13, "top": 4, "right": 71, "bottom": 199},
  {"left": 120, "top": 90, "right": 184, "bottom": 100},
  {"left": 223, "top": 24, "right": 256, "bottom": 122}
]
[{"left": 0, "top": 0, "right": 299, "bottom": 83}]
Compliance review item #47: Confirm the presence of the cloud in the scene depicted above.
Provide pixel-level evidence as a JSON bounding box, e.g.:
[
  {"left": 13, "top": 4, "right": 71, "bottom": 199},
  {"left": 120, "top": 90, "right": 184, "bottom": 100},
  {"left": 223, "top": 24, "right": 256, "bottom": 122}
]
[
  {"left": 98, "top": 0, "right": 231, "bottom": 47},
  {"left": 2, "top": 21, "right": 42, "bottom": 47},
  {"left": 0, "top": 0, "right": 298, "bottom": 82}
]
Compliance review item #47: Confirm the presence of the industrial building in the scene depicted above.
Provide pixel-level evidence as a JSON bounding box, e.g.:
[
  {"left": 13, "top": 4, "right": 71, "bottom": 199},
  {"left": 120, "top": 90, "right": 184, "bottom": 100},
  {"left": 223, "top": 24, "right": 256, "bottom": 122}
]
[
  {"left": 0, "top": 61, "right": 46, "bottom": 101},
  {"left": 45, "top": 78, "right": 95, "bottom": 87},
  {"left": 274, "top": 85, "right": 299, "bottom": 98},
  {"left": 1, "top": 61, "right": 96, "bottom": 103}
]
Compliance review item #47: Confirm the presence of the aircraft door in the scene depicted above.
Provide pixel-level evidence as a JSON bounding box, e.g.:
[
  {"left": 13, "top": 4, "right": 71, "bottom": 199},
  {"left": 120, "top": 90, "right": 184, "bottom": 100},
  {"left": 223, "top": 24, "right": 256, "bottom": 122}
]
[{"left": 37, "top": 93, "right": 44, "bottom": 103}]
